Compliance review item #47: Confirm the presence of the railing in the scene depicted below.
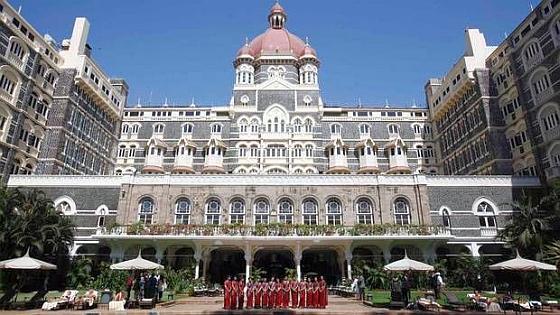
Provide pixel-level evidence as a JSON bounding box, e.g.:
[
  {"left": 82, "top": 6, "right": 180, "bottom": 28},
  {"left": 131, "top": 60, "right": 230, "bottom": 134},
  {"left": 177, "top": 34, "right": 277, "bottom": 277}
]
[
  {"left": 525, "top": 54, "right": 544, "bottom": 71},
  {"left": 0, "top": 89, "right": 14, "bottom": 104},
  {"left": 101, "top": 223, "right": 450, "bottom": 237},
  {"left": 6, "top": 52, "right": 24, "bottom": 71},
  {"left": 480, "top": 227, "right": 498, "bottom": 237},
  {"left": 545, "top": 166, "right": 560, "bottom": 179},
  {"left": 534, "top": 88, "right": 554, "bottom": 105}
]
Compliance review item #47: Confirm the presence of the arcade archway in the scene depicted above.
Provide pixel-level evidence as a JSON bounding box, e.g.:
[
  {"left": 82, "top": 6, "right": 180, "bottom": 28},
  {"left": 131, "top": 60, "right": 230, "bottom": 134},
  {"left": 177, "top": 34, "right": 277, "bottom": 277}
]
[
  {"left": 301, "top": 248, "right": 341, "bottom": 285},
  {"left": 208, "top": 248, "right": 245, "bottom": 284},
  {"left": 253, "top": 249, "right": 295, "bottom": 280}
]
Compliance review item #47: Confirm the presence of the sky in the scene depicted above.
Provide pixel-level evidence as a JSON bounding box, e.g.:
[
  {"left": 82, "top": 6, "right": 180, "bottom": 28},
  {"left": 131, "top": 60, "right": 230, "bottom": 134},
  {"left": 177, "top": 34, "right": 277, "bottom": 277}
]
[{"left": 14, "top": 0, "right": 532, "bottom": 108}]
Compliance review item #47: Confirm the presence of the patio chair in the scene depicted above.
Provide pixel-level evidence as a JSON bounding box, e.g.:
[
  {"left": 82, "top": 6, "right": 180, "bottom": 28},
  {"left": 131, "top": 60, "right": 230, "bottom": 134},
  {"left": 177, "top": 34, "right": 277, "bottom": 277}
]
[
  {"left": 443, "top": 291, "right": 466, "bottom": 311},
  {"left": 74, "top": 289, "right": 98, "bottom": 310},
  {"left": 139, "top": 297, "right": 155, "bottom": 309},
  {"left": 25, "top": 289, "right": 49, "bottom": 309}
]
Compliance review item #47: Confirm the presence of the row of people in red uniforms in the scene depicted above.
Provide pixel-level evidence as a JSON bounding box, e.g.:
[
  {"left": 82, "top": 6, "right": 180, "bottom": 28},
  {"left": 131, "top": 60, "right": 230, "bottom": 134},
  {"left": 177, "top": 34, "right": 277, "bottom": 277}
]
[{"left": 223, "top": 276, "right": 328, "bottom": 309}]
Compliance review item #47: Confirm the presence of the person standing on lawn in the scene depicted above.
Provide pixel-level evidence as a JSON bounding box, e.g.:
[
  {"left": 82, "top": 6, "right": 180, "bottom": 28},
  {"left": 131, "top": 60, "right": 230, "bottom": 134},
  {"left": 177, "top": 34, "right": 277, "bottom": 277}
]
[
  {"left": 401, "top": 273, "right": 411, "bottom": 307},
  {"left": 358, "top": 274, "right": 366, "bottom": 301}
]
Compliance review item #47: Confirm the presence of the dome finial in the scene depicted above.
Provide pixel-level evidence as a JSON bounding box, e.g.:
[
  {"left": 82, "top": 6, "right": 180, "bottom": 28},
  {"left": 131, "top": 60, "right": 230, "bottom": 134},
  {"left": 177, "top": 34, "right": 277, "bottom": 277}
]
[
  {"left": 244, "top": 36, "right": 249, "bottom": 46},
  {"left": 305, "top": 36, "right": 309, "bottom": 46},
  {"left": 269, "top": 1, "right": 286, "bottom": 29}
]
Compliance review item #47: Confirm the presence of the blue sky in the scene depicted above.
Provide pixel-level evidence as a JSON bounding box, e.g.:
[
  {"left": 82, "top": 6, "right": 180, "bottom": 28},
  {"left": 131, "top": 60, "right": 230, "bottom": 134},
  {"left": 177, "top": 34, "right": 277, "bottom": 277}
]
[{"left": 16, "top": 0, "right": 531, "bottom": 107}]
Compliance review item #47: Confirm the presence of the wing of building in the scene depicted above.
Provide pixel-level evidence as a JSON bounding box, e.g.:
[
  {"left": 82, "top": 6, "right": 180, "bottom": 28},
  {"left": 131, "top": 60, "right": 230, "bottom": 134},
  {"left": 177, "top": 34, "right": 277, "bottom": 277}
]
[{"left": 1, "top": 1, "right": 556, "bottom": 284}]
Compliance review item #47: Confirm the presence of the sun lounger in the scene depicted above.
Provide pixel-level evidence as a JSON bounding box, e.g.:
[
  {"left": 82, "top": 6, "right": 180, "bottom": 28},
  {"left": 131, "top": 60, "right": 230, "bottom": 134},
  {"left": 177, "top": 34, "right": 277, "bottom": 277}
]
[
  {"left": 139, "top": 297, "right": 155, "bottom": 309},
  {"left": 41, "top": 290, "right": 78, "bottom": 311},
  {"left": 443, "top": 291, "right": 465, "bottom": 311},
  {"left": 417, "top": 297, "right": 441, "bottom": 312}
]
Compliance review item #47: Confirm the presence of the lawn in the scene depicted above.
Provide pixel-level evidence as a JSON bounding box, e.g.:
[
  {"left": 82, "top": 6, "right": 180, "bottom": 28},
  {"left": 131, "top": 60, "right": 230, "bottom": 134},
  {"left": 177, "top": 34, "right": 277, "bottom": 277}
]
[{"left": 1, "top": 289, "right": 185, "bottom": 303}]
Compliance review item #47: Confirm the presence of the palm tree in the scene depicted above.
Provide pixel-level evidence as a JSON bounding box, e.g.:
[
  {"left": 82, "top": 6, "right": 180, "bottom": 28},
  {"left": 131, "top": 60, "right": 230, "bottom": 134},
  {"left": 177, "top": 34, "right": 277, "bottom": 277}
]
[
  {"left": 498, "top": 194, "right": 550, "bottom": 259},
  {"left": 544, "top": 240, "right": 560, "bottom": 267}
]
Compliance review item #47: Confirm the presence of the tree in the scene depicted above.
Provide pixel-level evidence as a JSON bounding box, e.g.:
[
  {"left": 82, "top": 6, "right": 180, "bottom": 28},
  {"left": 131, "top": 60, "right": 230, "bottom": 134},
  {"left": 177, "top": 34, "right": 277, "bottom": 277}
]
[
  {"left": 545, "top": 240, "right": 560, "bottom": 267},
  {"left": 498, "top": 194, "right": 550, "bottom": 259},
  {"left": 68, "top": 258, "right": 93, "bottom": 289},
  {"left": 0, "top": 186, "right": 74, "bottom": 304}
]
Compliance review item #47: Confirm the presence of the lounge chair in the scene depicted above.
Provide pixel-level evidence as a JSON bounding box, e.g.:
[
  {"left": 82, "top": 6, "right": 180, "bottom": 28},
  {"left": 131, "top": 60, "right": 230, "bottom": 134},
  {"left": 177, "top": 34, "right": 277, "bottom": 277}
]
[
  {"left": 41, "top": 290, "right": 78, "bottom": 311},
  {"left": 139, "top": 297, "right": 155, "bottom": 309},
  {"left": 416, "top": 297, "right": 441, "bottom": 312},
  {"left": 25, "top": 289, "right": 49, "bottom": 309},
  {"left": 443, "top": 291, "right": 465, "bottom": 311},
  {"left": 108, "top": 292, "right": 126, "bottom": 311},
  {"left": 74, "top": 289, "right": 98, "bottom": 310}
]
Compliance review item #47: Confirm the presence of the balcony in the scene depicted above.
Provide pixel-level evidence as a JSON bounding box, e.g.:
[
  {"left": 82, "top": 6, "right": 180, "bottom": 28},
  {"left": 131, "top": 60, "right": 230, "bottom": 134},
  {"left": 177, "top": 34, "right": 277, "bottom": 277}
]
[
  {"left": 100, "top": 223, "right": 451, "bottom": 238},
  {"left": 6, "top": 52, "right": 24, "bottom": 71},
  {"left": 0, "top": 89, "right": 14, "bottom": 105},
  {"left": 480, "top": 227, "right": 498, "bottom": 237},
  {"left": 524, "top": 54, "right": 544, "bottom": 72},
  {"left": 545, "top": 166, "right": 560, "bottom": 180},
  {"left": 534, "top": 88, "right": 554, "bottom": 105}
]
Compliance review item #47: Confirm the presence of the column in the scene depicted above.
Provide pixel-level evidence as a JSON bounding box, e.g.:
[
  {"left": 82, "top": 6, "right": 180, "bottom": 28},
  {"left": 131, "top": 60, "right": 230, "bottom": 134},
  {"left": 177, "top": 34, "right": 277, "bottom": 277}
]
[
  {"left": 294, "top": 243, "right": 303, "bottom": 281},
  {"left": 244, "top": 243, "right": 253, "bottom": 282},
  {"left": 194, "top": 247, "right": 202, "bottom": 280},
  {"left": 423, "top": 245, "right": 437, "bottom": 264},
  {"left": 382, "top": 246, "right": 392, "bottom": 263},
  {"left": 469, "top": 243, "right": 481, "bottom": 258},
  {"left": 202, "top": 251, "right": 211, "bottom": 280},
  {"left": 155, "top": 246, "right": 165, "bottom": 264},
  {"left": 337, "top": 254, "right": 345, "bottom": 280},
  {"left": 345, "top": 250, "right": 353, "bottom": 280},
  {"left": 110, "top": 246, "right": 124, "bottom": 263}
]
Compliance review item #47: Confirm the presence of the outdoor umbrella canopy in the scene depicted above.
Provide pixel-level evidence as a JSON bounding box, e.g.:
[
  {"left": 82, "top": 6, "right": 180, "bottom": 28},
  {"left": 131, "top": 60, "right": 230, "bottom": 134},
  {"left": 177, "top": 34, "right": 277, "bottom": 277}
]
[
  {"left": 489, "top": 251, "right": 557, "bottom": 272},
  {"left": 110, "top": 251, "right": 164, "bottom": 270},
  {"left": 0, "top": 248, "right": 57, "bottom": 270},
  {"left": 383, "top": 252, "right": 434, "bottom": 272}
]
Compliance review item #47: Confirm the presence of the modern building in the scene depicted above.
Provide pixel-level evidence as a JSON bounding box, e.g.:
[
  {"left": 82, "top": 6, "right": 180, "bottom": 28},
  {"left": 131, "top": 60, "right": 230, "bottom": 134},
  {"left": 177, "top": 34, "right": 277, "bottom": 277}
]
[
  {"left": 7, "top": 3, "right": 543, "bottom": 285},
  {"left": 0, "top": 0, "right": 127, "bottom": 183}
]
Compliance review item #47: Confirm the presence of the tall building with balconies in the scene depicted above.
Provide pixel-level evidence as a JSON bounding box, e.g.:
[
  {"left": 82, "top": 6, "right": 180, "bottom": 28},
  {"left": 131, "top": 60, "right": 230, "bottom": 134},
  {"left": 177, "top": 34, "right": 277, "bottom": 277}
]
[
  {"left": 0, "top": 0, "right": 127, "bottom": 182},
  {"left": 425, "top": 29, "right": 512, "bottom": 175},
  {"left": 486, "top": 0, "right": 560, "bottom": 183},
  {"left": 0, "top": 1, "right": 61, "bottom": 181}
]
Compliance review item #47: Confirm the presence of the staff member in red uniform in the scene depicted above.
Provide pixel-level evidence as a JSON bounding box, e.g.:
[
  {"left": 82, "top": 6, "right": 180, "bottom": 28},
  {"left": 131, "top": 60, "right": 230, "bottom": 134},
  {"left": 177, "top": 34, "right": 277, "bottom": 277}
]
[
  {"left": 312, "top": 277, "right": 319, "bottom": 308},
  {"left": 319, "top": 275, "right": 327, "bottom": 308},
  {"left": 223, "top": 276, "right": 231, "bottom": 309},
  {"left": 262, "top": 278, "right": 269, "bottom": 308},
  {"left": 231, "top": 276, "right": 239, "bottom": 309},
  {"left": 306, "top": 278, "right": 313, "bottom": 308},
  {"left": 275, "top": 278, "right": 282, "bottom": 308},
  {"left": 290, "top": 278, "right": 298, "bottom": 308},
  {"left": 238, "top": 278, "right": 245, "bottom": 309},
  {"left": 246, "top": 278, "right": 254, "bottom": 308},
  {"left": 298, "top": 278, "right": 307, "bottom": 308},
  {"left": 254, "top": 279, "right": 262, "bottom": 308},
  {"left": 282, "top": 279, "right": 290, "bottom": 308}
]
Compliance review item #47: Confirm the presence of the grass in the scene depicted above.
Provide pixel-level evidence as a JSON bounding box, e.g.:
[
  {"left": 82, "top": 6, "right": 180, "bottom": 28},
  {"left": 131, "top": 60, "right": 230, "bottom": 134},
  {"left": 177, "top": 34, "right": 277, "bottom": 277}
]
[{"left": 1, "top": 289, "right": 184, "bottom": 303}]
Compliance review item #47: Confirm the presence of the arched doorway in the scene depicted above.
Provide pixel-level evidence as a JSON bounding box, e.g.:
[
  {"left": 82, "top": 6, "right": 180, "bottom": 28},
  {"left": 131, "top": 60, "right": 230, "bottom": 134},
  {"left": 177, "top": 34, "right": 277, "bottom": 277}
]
[
  {"left": 208, "top": 248, "right": 245, "bottom": 284},
  {"left": 390, "top": 245, "right": 423, "bottom": 262},
  {"left": 301, "top": 248, "right": 341, "bottom": 285},
  {"left": 253, "top": 249, "right": 295, "bottom": 280},
  {"left": 174, "top": 247, "right": 195, "bottom": 270}
]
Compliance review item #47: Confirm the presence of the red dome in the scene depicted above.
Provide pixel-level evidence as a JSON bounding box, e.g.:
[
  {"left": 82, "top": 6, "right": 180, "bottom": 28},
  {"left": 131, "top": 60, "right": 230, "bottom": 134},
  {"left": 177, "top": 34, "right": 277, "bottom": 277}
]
[{"left": 235, "top": 2, "right": 317, "bottom": 59}]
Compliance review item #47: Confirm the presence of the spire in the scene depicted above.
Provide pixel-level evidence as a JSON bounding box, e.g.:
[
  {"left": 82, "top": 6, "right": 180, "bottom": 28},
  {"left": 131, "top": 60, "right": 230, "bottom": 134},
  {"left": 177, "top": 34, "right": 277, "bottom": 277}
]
[{"left": 305, "top": 36, "right": 309, "bottom": 46}]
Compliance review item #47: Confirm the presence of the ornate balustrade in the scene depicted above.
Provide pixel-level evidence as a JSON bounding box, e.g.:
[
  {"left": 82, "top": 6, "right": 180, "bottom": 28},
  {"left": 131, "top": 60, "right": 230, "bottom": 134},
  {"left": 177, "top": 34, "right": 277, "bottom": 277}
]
[{"left": 101, "top": 223, "right": 450, "bottom": 237}]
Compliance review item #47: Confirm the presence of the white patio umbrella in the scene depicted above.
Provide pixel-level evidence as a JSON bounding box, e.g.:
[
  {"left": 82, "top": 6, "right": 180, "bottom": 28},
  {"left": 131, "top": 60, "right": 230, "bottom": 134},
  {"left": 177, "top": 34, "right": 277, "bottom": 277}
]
[
  {"left": 489, "top": 250, "right": 557, "bottom": 272},
  {"left": 0, "top": 248, "right": 57, "bottom": 270},
  {"left": 110, "top": 251, "right": 164, "bottom": 270},
  {"left": 383, "top": 251, "right": 434, "bottom": 272}
]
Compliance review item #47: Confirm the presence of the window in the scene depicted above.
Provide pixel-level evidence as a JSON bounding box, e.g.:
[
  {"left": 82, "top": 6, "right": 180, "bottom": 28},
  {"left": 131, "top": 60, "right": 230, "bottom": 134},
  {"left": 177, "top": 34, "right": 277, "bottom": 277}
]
[
  {"left": 531, "top": 71, "right": 551, "bottom": 98},
  {"left": 359, "top": 124, "right": 370, "bottom": 136},
  {"left": 229, "top": 198, "right": 245, "bottom": 224},
  {"left": 442, "top": 208, "right": 451, "bottom": 229},
  {"left": 523, "top": 41, "right": 541, "bottom": 66},
  {"left": 278, "top": 198, "right": 293, "bottom": 224},
  {"left": 412, "top": 124, "right": 422, "bottom": 135},
  {"left": 0, "top": 69, "right": 18, "bottom": 100},
  {"left": 293, "top": 118, "right": 302, "bottom": 133},
  {"left": 325, "top": 198, "right": 343, "bottom": 225},
  {"left": 211, "top": 124, "right": 222, "bottom": 134},
  {"left": 7, "top": 38, "right": 27, "bottom": 69},
  {"left": 330, "top": 124, "right": 342, "bottom": 135},
  {"left": 302, "top": 198, "right": 318, "bottom": 225},
  {"left": 388, "top": 124, "right": 400, "bottom": 136},
  {"left": 129, "top": 145, "right": 137, "bottom": 158},
  {"left": 250, "top": 145, "right": 259, "bottom": 157},
  {"left": 205, "top": 198, "right": 221, "bottom": 225},
  {"left": 477, "top": 201, "right": 497, "bottom": 228},
  {"left": 182, "top": 123, "right": 193, "bottom": 135},
  {"left": 121, "top": 124, "right": 129, "bottom": 134},
  {"left": 305, "top": 144, "right": 313, "bottom": 157},
  {"left": 175, "top": 198, "right": 191, "bottom": 224},
  {"left": 153, "top": 124, "right": 164, "bottom": 135},
  {"left": 293, "top": 144, "right": 302, "bottom": 157},
  {"left": 117, "top": 145, "right": 127, "bottom": 158},
  {"left": 304, "top": 119, "right": 313, "bottom": 133},
  {"left": 250, "top": 119, "right": 259, "bottom": 133},
  {"left": 356, "top": 198, "right": 374, "bottom": 225},
  {"left": 55, "top": 201, "right": 72, "bottom": 214},
  {"left": 393, "top": 198, "right": 410, "bottom": 225},
  {"left": 253, "top": 198, "right": 270, "bottom": 224},
  {"left": 238, "top": 145, "right": 247, "bottom": 157},
  {"left": 131, "top": 124, "right": 140, "bottom": 134},
  {"left": 239, "top": 119, "right": 248, "bottom": 133},
  {"left": 138, "top": 197, "right": 155, "bottom": 224}
]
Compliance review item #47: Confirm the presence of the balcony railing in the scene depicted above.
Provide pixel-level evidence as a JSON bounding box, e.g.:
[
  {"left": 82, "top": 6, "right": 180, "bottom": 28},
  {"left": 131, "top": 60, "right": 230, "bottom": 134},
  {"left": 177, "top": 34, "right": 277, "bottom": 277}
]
[
  {"left": 545, "top": 166, "right": 560, "bottom": 179},
  {"left": 101, "top": 223, "right": 450, "bottom": 237},
  {"left": 0, "top": 89, "right": 14, "bottom": 104},
  {"left": 480, "top": 227, "right": 498, "bottom": 237},
  {"left": 6, "top": 52, "right": 24, "bottom": 71},
  {"left": 534, "top": 88, "right": 554, "bottom": 105}
]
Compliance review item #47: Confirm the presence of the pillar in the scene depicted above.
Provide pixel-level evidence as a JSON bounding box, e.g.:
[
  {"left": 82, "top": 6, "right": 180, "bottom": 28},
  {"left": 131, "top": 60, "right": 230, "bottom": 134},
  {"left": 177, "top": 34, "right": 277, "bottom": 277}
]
[
  {"left": 194, "top": 248, "right": 202, "bottom": 280},
  {"left": 202, "top": 251, "right": 211, "bottom": 280},
  {"left": 345, "top": 250, "right": 353, "bottom": 280},
  {"left": 110, "top": 246, "right": 124, "bottom": 263},
  {"left": 294, "top": 243, "right": 302, "bottom": 281},
  {"left": 337, "top": 254, "right": 345, "bottom": 280},
  {"left": 155, "top": 246, "right": 165, "bottom": 264},
  {"left": 469, "top": 243, "right": 481, "bottom": 258},
  {"left": 244, "top": 243, "right": 253, "bottom": 282},
  {"left": 382, "top": 246, "right": 391, "bottom": 263}
]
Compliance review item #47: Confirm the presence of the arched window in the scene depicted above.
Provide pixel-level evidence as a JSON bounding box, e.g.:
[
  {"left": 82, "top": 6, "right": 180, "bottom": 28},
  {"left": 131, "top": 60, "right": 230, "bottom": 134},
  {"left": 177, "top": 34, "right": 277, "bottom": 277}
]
[
  {"left": 118, "top": 145, "right": 127, "bottom": 158},
  {"left": 182, "top": 123, "right": 193, "bottom": 135},
  {"left": 476, "top": 201, "right": 497, "bottom": 228},
  {"left": 138, "top": 197, "right": 155, "bottom": 224},
  {"left": 121, "top": 124, "right": 129, "bottom": 134},
  {"left": 304, "top": 118, "right": 313, "bottom": 133},
  {"left": 131, "top": 124, "right": 140, "bottom": 134},
  {"left": 250, "top": 145, "right": 259, "bottom": 157},
  {"left": 253, "top": 198, "right": 270, "bottom": 224},
  {"left": 239, "top": 119, "right": 248, "bottom": 133},
  {"left": 293, "top": 144, "right": 302, "bottom": 157},
  {"left": 305, "top": 144, "right": 313, "bottom": 157},
  {"left": 211, "top": 124, "right": 222, "bottom": 134},
  {"left": 293, "top": 118, "right": 302, "bottom": 133},
  {"left": 7, "top": 38, "right": 28, "bottom": 70},
  {"left": 205, "top": 198, "right": 221, "bottom": 225},
  {"left": 393, "top": 198, "right": 410, "bottom": 225},
  {"left": 153, "top": 124, "right": 164, "bottom": 135},
  {"left": 0, "top": 67, "right": 19, "bottom": 102},
  {"left": 238, "top": 144, "right": 247, "bottom": 157},
  {"left": 442, "top": 208, "right": 451, "bottom": 229},
  {"left": 55, "top": 200, "right": 73, "bottom": 214},
  {"left": 388, "top": 124, "right": 400, "bottom": 137},
  {"left": 229, "top": 198, "right": 245, "bottom": 224},
  {"left": 356, "top": 198, "right": 374, "bottom": 225},
  {"left": 531, "top": 69, "right": 552, "bottom": 103},
  {"left": 412, "top": 124, "right": 422, "bottom": 135},
  {"left": 278, "top": 198, "right": 294, "bottom": 224},
  {"left": 539, "top": 104, "right": 560, "bottom": 132},
  {"left": 359, "top": 124, "right": 370, "bottom": 136},
  {"left": 302, "top": 198, "right": 318, "bottom": 225},
  {"left": 250, "top": 119, "right": 259, "bottom": 133},
  {"left": 523, "top": 41, "right": 542, "bottom": 69},
  {"left": 129, "top": 145, "right": 137, "bottom": 158},
  {"left": 330, "top": 124, "right": 342, "bottom": 135},
  {"left": 326, "top": 197, "right": 343, "bottom": 225},
  {"left": 175, "top": 198, "right": 191, "bottom": 224}
]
